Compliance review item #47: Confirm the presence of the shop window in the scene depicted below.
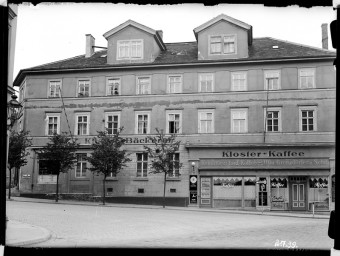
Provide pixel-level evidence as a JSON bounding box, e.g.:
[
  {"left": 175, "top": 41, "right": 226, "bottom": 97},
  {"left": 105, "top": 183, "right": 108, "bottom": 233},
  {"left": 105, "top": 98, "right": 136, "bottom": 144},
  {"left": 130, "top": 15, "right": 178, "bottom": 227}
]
[
  {"left": 270, "top": 177, "right": 288, "bottom": 210},
  {"left": 258, "top": 177, "right": 268, "bottom": 206},
  {"left": 213, "top": 177, "right": 242, "bottom": 208},
  {"left": 38, "top": 159, "right": 59, "bottom": 184},
  {"left": 309, "top": 177, "right": 329, "bottom": 210},
  {"left": 244, "top": 177, "right": 256, "bottom": 207}
]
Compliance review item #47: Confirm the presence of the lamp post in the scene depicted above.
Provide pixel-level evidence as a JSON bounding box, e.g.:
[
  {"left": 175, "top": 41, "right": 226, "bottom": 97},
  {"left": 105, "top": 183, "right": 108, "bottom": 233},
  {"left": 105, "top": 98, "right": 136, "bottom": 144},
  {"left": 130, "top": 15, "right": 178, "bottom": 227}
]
[
  {"left": 7, "top": 94, "right": 23, "bottom": 200},
  {"left": 191, "top": 161, "right": 195, "bottom": 173}
]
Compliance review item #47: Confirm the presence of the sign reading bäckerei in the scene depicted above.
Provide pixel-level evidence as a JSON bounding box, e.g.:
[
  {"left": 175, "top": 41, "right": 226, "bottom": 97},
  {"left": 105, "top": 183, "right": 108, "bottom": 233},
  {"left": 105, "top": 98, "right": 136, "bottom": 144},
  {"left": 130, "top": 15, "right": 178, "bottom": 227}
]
[
  {"left": 222, "top": 150, "right": 305, "bottom": 158},
  {"left": 199, "top": 158, "right": 329, "bottom": 169}
]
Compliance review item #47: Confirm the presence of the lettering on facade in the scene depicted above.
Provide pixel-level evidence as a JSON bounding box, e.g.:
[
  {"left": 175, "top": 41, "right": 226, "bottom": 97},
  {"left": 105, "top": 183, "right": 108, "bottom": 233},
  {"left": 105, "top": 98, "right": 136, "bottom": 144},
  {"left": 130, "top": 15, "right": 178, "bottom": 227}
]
[
  {"left": 222, "top": 150, "right": 305, "bottom": 158},
  {"left": 200, "top": 158, "right": 329, "bottom": 169}
]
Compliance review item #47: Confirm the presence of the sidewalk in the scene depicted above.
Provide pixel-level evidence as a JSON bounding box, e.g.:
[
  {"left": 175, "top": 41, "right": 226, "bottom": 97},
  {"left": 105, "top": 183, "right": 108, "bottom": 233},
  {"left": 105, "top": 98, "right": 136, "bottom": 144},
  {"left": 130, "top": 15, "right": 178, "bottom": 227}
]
[{"left": 5, "top": 196, "right": 330, "bottom": 246}]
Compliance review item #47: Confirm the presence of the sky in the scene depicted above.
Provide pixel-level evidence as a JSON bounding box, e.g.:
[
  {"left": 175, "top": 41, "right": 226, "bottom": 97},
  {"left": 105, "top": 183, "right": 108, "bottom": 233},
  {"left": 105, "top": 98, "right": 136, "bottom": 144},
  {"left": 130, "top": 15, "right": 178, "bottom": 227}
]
[{"left": 13, "top": 3, "right": 336, "bottom": 79}]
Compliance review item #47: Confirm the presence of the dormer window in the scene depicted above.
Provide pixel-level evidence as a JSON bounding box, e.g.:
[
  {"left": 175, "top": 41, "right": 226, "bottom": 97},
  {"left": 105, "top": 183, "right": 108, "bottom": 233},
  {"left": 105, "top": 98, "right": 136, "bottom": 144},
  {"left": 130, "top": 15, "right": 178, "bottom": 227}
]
[
  {"left": 209, "top": 35, "right": 236, "bottom": 55},
  {"left": 117, "top": 39, "right": 143, "bottom": 60}
]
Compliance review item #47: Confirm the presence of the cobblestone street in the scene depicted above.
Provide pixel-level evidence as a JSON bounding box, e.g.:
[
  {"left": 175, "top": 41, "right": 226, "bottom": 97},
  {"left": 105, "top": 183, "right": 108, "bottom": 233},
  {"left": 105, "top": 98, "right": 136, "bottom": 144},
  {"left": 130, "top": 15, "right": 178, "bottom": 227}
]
[{"left": 6, "top": 200, "right": 332, "bottom": 249}]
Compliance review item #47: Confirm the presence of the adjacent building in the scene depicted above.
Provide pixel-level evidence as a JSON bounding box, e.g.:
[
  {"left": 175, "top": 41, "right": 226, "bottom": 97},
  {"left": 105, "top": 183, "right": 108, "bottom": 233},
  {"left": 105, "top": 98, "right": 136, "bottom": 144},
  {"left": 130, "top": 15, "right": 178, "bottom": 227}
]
[{"left": 13, "top": 14, "right": 336, "bottom": 211}]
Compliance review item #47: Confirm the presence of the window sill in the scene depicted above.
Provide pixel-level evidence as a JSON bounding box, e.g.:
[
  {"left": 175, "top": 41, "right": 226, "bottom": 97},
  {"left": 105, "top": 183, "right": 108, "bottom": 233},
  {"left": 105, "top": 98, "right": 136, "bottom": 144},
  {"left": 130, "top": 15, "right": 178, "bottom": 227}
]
[
  {"left": 166, "top": 177, "right": 181, "bottom": 181},
  {"left": 106, "top": 177, "right": 118, "bottom": 181},
  {"left": 133, "top": 177, "right": 148, "bottom": 181}
]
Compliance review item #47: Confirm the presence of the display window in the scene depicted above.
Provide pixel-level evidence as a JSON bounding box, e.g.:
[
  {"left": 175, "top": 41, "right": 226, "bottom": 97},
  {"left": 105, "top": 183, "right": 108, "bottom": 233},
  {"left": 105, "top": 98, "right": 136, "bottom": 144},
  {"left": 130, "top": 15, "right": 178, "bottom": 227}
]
[
  {"left": 213, "top": 177, "right": 242, "bottom": 208},
  {"left": 308, "top": 177, "right": 329, "bottom": 210},
  {"left": 270, "top": 177, "right": 288, "bottom": 210}
]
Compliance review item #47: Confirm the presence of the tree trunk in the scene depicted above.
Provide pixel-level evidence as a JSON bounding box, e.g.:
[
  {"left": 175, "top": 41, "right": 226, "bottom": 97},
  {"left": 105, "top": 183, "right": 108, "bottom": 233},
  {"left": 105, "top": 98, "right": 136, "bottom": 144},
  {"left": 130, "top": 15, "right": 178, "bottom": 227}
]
[
  {"left": 163, "top": 172, "right": 166, "bottom": 208},
  {"left": 56, "top": 172, "right": 60, "bottom": 202},
  {"left": 8, "top": 168, "right": 11, "bottom": 200},
  {"left": 103, "top": 176, "right": 106, "bottom": 205}
]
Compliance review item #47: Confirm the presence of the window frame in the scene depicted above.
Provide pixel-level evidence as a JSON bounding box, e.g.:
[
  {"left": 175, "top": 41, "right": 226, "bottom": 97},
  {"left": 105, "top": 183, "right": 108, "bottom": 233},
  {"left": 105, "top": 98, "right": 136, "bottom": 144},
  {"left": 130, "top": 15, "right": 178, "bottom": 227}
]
[
  {"left": 106, "top": 77, "right": 121, "bottom": 96},
  {"left": 75, "top": 153, "right": 87, "bottom": 178},
  {"left": 209, "top": 34, "right": 237, "bottom": 55},
  {"left": 77, "top": 79, "right": 91, "bottom": 97},
  {"left": 135, "top": 111, "right": 151, "bottom": 135},
  {"left": 299, "top": 106, "right": 317, "bottom": 132},
  {"left": 198, "top": 73, "right": 214, "bottom": 93},
  {"left": 136, "top": 76, "right": 151, "bottom": 95},
  {"left": 37, "top": 159, "right": 58, "bottom": 184},
  {"left": 167, "top": 74, "right": 183, "bottom": 94},
  {"left": 166, "top": 110, "right": 182, "bottom": 134},
  {"left": 168, "top": 153, "right": 180, "bottom": 178},
  {"left": 231, "top": 108, "right": 248, "bottom": 133},
  {"left": 264, "top": 70, "right": 281, "bottom": 90},
  {"left": 117, "top": 39, "right": 143, "bottom": 60},
  {"left": 75, "top": 113, "right": 90, "bottom": 136},
  {"left": 136, "top": 152, "right": 148, "bottom": 178},
  {"left": 299, "top": 68, "right": 316, "bottom": 89},
  {"left": 198, "top": 109, "right": 215, "bottom": 134},
  {"left": 231, "top": 72, "right": 248, "bottom": 91},
  {"left": 48, "top": 79, "right": 62, "bottom": 98},
  {"left": 264, "top": 107, "right": 282, "bottom": 132},
  {"left": 45, "top": 113, "right": 60, "bottom": 136},
  {"left": 104, "top": 112, "right": 120, "bottom": 135}
]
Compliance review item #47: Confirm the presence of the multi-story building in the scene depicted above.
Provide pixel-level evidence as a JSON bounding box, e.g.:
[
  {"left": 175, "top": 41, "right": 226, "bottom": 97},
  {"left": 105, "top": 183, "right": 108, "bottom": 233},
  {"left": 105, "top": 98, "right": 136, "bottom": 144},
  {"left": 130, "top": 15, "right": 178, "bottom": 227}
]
[{"left": 13, "top": 14, "right": 336, "bottom": 211}]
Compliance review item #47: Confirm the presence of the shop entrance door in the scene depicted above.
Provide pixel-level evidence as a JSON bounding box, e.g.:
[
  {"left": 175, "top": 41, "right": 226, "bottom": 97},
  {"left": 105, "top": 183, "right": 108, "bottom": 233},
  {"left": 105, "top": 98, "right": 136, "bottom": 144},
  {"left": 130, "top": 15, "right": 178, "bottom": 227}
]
[{"left": 290, "top": 177, "right": 307, "bottom": 211}]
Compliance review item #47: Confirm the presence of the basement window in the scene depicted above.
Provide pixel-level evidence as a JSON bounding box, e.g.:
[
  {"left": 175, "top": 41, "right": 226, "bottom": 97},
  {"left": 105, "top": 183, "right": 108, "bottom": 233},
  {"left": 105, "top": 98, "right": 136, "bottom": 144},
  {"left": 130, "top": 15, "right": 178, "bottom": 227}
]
[
  {"left": 170, "top": 188, "right": 176, "bottom": 193},
  {"left": 138, "top": 188, "right": 144, "bottom": 193}
]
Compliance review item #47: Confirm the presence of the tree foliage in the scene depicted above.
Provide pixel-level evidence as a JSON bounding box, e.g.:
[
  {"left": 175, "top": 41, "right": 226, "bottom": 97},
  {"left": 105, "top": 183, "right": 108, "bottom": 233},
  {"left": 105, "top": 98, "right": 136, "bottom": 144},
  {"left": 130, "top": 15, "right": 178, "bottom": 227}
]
[
  {"left": 144, "top": 128, "right": 182, "bottom": 207},
  {"left": 86, "top": 128, "right": 131, "bottom": 204},
  {"left": 8, "top": 130, "right": 32, "bottom": 171},
  {"left": 37, "top": 132, "right": 79, "bottom": 202}
]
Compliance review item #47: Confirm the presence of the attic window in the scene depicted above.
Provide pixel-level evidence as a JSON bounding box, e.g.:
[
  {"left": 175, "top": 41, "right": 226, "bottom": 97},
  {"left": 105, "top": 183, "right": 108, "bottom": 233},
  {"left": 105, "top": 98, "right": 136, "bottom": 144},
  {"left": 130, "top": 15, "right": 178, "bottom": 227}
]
[{"left": 272, "top": 46, "right": 279, "bottom": 49}]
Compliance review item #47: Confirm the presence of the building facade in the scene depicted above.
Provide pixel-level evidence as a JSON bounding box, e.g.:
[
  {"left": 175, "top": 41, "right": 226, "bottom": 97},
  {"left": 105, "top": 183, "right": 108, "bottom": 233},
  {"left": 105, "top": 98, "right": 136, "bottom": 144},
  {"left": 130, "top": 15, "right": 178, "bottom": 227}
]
[{"left": 13, "top": 14, "right": 336, "bottom": 211}]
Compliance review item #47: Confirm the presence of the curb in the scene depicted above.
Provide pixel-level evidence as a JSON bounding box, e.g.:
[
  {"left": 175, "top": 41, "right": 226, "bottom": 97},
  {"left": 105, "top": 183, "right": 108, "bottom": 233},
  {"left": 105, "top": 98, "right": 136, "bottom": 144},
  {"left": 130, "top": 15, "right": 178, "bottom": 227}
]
[
  {"left": 8, "top": 197, "right": 330, "bottom": 219},
  {"left": 6, "top": 220, "right": 52, "bottom": 246}
]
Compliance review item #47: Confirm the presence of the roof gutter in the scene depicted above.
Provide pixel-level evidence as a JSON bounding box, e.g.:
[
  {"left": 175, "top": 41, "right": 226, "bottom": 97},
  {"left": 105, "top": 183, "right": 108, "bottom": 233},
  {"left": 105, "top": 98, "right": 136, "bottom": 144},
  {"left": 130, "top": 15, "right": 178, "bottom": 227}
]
[{"left": 13, "top": 55, "right": 335, "bottom": 87}]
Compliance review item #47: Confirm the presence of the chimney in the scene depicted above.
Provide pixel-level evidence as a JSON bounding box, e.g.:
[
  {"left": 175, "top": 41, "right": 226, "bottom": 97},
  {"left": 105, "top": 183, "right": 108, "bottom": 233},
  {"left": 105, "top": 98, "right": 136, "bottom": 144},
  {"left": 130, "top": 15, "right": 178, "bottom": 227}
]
[
  {"left": 156, "top": 30, "right": 163, "bottom": 39},
  {"left": 85, "top": 34, "right": 95, "bottom": 57},
  {"left": 321, "top": 23, "right": 328, "bottom": 50}
]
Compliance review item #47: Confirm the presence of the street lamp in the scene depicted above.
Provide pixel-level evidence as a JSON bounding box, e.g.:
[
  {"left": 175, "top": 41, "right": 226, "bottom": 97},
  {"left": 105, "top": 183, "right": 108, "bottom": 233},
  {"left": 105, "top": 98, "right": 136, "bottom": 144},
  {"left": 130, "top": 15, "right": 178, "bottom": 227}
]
[
  {"left": 191, "top": 161, "right": 195, "bottom": 173},
  {"left": 7, "top": 94, "right": 23, "bottom": 200}
]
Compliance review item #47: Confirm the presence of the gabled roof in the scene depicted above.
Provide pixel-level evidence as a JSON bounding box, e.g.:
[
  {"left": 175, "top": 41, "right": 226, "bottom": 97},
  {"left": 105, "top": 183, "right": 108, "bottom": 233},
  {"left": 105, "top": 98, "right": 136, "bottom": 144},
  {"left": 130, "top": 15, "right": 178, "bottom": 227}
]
[
  {"left": 103, "top": 19, "right": 166, "bottom": 51},
  {"left": 13, "top": 37, "right": 335, "bottom": 87},
  {"left": 193, "top": 14, "right": 253, "bottom": 45}
]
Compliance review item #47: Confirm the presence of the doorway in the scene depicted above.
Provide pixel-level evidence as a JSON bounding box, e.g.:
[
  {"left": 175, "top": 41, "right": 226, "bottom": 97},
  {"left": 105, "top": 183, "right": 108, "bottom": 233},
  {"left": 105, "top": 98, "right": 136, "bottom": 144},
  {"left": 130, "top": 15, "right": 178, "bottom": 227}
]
[{"left": 289, "top": 176, "right": 307, "bottom": 211}]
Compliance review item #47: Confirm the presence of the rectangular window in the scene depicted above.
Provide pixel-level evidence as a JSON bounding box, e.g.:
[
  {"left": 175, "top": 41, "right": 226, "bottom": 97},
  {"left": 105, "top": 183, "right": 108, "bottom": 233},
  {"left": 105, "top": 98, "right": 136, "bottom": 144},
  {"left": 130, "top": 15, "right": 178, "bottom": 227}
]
[
  {"left": 75, "top": 114, "right": 90, "bottom": 135},
  {"left": 232, "top": 72, "right": 247, "bottom": 91},
  {"left": 78, "top": 80, "right": 90, "bottom": 97},
  {"left": 168, "top": 75, "right": 182, "bottom": 93},
  {"left": 265, "top": 108, "right": 281, "bottom": 132},
  {"left": 137, "top": 76, "right": 151, "bottom": 95},
  {"left": 135, "top": 112, "right": 150, "bottom": 134},
  {"left": 299, "top": 106, "right": 317, "bottom": 132},
  {"left": 198, "top": 110, "right": 214, "bottom": 133},
  {"left": 75, "top": 154, "right": 87, "bottom": 178},
  {"left": 46, "top": 114, "right": 60, "bottom": 135},
  {"left": 105, "top": 112, "right": 120, "bottom": 135},
  {"left": 199, "top": 73, "right": 214, "bottom": 93},
  {"left": 265, "top": 71, "right": 280, "bottom": 90},
  {"left": 117, "top": 40, "right": 143, "bottom": 60},
  {"left": 136, "top": 153, "right": 148, "bottom": 177},
  {"left": 38, "top": 159, "right": 58, "bottom": 184},
  {"left": 168, "top": 153, "right": 180, "bottom": 177},
  {"left": 210, "top": 35, "right": 236, "bottom": 54},
  {"left": 231, "top": 108, "right": 248, "bottom": 133},
  {"left": 107, "top": 78, "right": 120, "bottom": 96},
  {"left": 167, "top": 111, "right": 182, "bottom": 134},
  {"left": 299, "top": 69, "right": 315, "bottom": 89},
  {"left": 48, "top": 80, "right": 61, "bottom": 98},
  {"left": 108, "top": 171, "right": 116, "bottom": 178}
]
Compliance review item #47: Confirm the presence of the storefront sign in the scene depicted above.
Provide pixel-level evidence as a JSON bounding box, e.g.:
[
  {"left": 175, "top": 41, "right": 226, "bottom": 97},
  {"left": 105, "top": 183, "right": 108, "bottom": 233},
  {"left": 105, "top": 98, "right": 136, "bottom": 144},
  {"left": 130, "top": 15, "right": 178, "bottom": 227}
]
[
  {"left": 222, "top": 150, "right": 305, "bottom": 158},
  {"left": 272, "top": 196, "right": 284, "bottom": 202},
  {"left": 200, "top": 158, "right": 329, "bottom": 169},
  {"left": 22, "top": 174, "right": 31, "bottom": 178},
  {"left": 83, "top": 137, "right": 171, "bottom": 145},
  {"left": 272, "top": 202, "right": 285, "bottom": 209},
  {"left": 190, "top": 192, "right": 197, "bottom": 204},
  {"left": 314, "top": 202, "right": 329, "bottom": 210},
  {"left": 201, "top": 177, "right": 211, "bottom": 199}
]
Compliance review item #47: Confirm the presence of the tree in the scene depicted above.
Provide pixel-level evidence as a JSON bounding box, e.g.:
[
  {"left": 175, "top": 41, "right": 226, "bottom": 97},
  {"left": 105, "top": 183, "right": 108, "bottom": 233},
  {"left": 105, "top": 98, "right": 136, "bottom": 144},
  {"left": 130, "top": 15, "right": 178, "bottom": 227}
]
[
  {"left": 37, "top": 132, "right": 79, "bottom": 202},
  {"left": 144, "top": 128, "right": 182, "bottom": 208},
  {"left": 86, "top": 128, "right": 131, "bottom": 205},
  {"left": 8, "top": 130, "right": 32, "bottom": 199}
]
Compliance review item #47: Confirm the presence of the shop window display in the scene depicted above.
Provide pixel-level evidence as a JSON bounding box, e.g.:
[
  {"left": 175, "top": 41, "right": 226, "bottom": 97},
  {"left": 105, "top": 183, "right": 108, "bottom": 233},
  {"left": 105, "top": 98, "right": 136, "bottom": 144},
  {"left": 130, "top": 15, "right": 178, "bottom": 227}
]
[
  {"left": 244, "top": 177, "right": 256, "bottom": 207},
  {"left": 213, "top": 177, "right": 242, "bottom": 208},
  {"left": 309, "top": 177, "right": 329, "bottom": 210},
  {"left": 270, "top": 177, "right": 288, "bottom": 210}
]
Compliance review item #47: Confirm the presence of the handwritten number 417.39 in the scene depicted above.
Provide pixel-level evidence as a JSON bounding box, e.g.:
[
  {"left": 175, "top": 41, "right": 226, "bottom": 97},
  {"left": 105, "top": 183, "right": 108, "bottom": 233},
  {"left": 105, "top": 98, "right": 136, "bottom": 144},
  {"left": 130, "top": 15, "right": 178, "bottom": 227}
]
[{"left": 274, "top": 240, "right": 298, "bottom": 248}]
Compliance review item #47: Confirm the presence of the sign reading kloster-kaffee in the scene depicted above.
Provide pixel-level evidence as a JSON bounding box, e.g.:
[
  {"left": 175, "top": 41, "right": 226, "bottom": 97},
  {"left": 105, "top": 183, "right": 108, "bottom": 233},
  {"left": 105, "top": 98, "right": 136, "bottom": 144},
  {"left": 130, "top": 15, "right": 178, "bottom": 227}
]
[{"left": 222, "top": 150, "right": 305, "bottom": 158}]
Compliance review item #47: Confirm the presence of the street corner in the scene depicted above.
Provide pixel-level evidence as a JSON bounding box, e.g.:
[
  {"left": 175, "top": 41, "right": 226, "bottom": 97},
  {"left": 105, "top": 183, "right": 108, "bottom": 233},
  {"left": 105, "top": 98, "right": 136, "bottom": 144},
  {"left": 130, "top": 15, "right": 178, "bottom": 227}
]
[{"left": 5, "top": 220, "right": 52, "bottom": 246}]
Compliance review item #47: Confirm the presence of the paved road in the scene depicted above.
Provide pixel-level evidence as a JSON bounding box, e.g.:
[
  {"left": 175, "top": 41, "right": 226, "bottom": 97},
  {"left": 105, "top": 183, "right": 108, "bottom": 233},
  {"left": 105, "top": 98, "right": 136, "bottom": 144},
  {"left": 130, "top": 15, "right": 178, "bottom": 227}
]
[{"left": 6, "top": 200, "right": 332, "bottom": 249}]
